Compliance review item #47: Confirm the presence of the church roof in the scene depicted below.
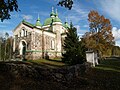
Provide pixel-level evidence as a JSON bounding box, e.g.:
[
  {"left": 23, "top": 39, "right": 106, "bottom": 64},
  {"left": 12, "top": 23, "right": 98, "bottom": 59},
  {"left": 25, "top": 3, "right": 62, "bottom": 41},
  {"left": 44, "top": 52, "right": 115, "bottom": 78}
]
[
  {"left": 63, "top": 22, "right": 70, "bottom": 29},
  {"left": 21, "top": 8, "right": 69, "bottom": 28},
  {"left": 44, "top": 17, "right": 53, "bottom": 26},
  {"left": 54, "top": 17, "right": 61, "bottom": 22},
  {"left": 35, "top": 17, "right": 42, "bottom": 26},
  {"left": 22, "top": 20, "right": 34, "bottom": 28},
  {"left": 50, "top": 11, "right": 55, "bottom": 17},
  {"left": 43, "top": 8, "right": 62, "bottom": 26},
  {"left": 43, "top": 17, "right": 62, "bottom": 26}
]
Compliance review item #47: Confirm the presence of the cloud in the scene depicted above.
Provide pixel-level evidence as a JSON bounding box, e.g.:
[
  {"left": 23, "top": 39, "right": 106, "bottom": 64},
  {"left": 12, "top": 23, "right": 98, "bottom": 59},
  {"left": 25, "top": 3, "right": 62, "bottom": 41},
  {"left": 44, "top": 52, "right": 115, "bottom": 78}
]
[
  {"left": 0, "top": 25, "right": 6, "bottom": 28},
  {"left": 112, "top": 27, "right": 120, "bottom": 46},
  {"left": 33, "top": 11, "right": 49, "bottom": 17},
  {"left": 100, "top": 0, "right": 120, "bottom": 22},
  {"left": 75, "top": 25, "right": 84, "bottom": 38},
  {"left": 83, "top": 25, "right": 89, "bottom": 28},
  {"left": 67, "top": 15, "right": 82, "bottom": 24},
  {"left": 22, "top": 15, "right": 33, "bottom": 20},
  {"left": 0, "top": 31, "right": 3, "bottom": 37},
  {"left": 0, "top": 29, "right": 13, "bottom": 37},
  {"left": 112, "top": 27, "right": 120, "bottom": 41},
  {"left": 72, "top": 5, "right": 88, "bottom": 17},
  {"left": 60, "top": 1, "right": 88, "bottom": 24},
  {"left": 0, "top": 20, "right": 11, "bottom": 28},
  {"left": 12, "top": 13, "right": 20, "bottom": 18},
  {"left": 75, "top": 25, "right": 88, "bottom": 36},
  {"left": 0, "top": 20, "right": 11, "bottom": 24}
]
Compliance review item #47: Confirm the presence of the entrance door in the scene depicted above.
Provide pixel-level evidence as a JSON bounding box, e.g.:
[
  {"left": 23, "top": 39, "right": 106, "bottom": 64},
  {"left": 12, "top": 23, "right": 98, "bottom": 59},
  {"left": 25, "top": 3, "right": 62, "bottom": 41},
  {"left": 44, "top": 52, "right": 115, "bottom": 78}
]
[
  {"left": 22, "top": 41, "right": 26, "bottom": 60},
  {"left": 19, "top": 41, "right": 27, "bottom": 60},
  {"left": 22, "top": 41, "right": 26, "bottom": 55}
]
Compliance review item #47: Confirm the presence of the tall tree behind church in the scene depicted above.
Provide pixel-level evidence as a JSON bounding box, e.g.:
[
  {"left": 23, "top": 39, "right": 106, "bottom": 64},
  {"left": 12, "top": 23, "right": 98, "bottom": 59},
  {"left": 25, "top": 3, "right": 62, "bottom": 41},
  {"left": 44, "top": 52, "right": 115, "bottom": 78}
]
[
  {"left": 62, "top": 23, "right": 86, "bottom": 65},
  {"left": 85, "top": 11, "right": 114, "bottom": 57}
]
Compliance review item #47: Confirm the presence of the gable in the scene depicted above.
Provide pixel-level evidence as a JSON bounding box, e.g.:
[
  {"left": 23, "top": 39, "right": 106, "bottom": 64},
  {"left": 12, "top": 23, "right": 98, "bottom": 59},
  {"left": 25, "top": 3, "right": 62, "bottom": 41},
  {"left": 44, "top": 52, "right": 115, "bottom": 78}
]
[{"left": 13, "top": 22, "right": 34, "bottom": 36}]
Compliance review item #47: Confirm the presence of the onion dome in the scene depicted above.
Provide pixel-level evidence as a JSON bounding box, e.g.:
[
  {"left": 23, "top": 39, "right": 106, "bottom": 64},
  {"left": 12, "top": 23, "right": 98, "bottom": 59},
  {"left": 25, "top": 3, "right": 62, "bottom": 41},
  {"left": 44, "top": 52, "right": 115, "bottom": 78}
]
[
  {"left": 43, "top": 8, "right": 62, "bottom": 26},
  {"left": 44, "top": 17, "right": 54, "bottom": 26},
  {"left": 63, "top": 21, "right": 70, "bottom": 29},
  {"left": 53, "top": 17, "right": 61, "bottom": 22},
  {"left": 35, "top": 15, "right": 42, "bottom": 27}
]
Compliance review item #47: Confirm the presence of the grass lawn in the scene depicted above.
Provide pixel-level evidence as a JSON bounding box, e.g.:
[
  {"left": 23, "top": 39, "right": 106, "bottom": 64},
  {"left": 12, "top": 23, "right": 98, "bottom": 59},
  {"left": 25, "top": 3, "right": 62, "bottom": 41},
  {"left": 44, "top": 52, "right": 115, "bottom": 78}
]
[
  {"left": 0, "top": 57, "right": 120, "bottom": 90},
  {"left": 95, "top": 57, "right": 120, "bottom": 72},
  {"left": 84, "top": 57, "right": 120, "bottom": 90},
  {"left": 27, "top": 58, "right": 66, "bottom": 68}
]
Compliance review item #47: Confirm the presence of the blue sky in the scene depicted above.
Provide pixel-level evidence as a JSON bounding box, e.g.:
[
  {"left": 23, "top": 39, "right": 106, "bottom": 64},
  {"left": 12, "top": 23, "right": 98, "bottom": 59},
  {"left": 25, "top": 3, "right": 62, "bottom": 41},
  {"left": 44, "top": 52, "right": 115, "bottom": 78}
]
[{"left": 0, "top": 0, "right": 120, "bottom": 46}]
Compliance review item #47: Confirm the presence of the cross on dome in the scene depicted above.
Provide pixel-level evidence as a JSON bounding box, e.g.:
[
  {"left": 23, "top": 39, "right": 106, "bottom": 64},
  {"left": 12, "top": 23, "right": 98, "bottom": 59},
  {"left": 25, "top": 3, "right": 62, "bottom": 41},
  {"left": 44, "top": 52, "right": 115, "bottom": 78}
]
[{"left": 52, "top": 7, "right": 54, "bottom": 12}]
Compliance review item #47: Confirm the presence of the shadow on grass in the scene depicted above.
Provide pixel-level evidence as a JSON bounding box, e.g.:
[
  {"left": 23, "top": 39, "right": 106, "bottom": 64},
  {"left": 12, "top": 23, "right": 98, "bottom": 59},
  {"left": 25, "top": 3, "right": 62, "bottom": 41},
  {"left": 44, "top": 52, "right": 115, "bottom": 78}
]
[
  {"left": 86, "top": 67, "right": 120, "bottom": 89},
  {"left": 97, "top": 64, "right": 120, "bottom": 70},
  {"left": 27, "top": 59, "right": 66, "bottom": 68},
  {"left": 47, "top": 59, "right": 62, "bottom": 63},
  {"left": 40, "top": 62, "right": 65, "bottom": 68},
  {"left": 96, "top": 57, "right": 120, "bottom": 72},
  {"left": 27, "top": 60, "right": 50, "bottom": 68},
  {"left": 0, "top": 61, "right": 32, "bottom": 65}
]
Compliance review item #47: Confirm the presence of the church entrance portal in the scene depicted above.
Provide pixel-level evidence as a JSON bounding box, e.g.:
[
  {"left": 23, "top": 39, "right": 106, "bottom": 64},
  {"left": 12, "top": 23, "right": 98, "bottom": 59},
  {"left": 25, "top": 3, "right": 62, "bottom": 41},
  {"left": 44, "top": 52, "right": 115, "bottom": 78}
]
[{"left": 19, "top": 40, "right": 27, "bottom": 60}]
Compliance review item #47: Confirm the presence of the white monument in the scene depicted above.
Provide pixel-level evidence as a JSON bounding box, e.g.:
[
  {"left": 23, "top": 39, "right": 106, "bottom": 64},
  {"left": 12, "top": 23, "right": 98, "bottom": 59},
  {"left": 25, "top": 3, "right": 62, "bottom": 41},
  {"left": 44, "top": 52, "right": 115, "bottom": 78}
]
[{"left": 86, "top": 51, "right": 99, "bottom": 67}]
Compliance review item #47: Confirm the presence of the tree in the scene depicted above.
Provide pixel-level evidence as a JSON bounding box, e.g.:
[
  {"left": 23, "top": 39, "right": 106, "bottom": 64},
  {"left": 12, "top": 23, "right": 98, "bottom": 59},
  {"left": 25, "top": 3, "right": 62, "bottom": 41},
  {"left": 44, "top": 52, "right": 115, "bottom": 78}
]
[
  {"left": 62, "top": 23, "right": 86, "bottom": 65},
  {"left": 0, "top": 0, "right": 19, "bottom": 21},
  {"left": 4, "top": 32, "right": 9, "bottom": 61},
  {"left": 5, "top": 32, "right": 9, "bottom": 39},
  {"left": 0, "top": 37, "right": 2, "bottom": 60},
  {"left": 82, "top": 32, "right": 96, "bottom": 51},
  {"left": 58, "top": 0, "right": 73, "bottom": 10},
  {"left": 0, "top": 34, "right": 13, "bottom": 61},
  {"left": 0, "top": 37, "right": 5, "bottom": 61},
  {"left": 112, "top": 46, "right": 120, "bottom": 56},
  {"left": 83, "top": 11, "right": 114, "bottom": 57},
  {"left": 5, "top": 37, "right": 13, "bottom": 60}
]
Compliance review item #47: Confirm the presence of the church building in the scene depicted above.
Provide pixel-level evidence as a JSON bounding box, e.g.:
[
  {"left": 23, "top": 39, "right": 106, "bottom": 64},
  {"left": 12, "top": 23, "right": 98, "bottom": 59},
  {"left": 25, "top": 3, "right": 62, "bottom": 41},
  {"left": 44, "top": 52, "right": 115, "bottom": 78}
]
[{"left": 13, "top": 8, "right": 69, "bottom": 60}]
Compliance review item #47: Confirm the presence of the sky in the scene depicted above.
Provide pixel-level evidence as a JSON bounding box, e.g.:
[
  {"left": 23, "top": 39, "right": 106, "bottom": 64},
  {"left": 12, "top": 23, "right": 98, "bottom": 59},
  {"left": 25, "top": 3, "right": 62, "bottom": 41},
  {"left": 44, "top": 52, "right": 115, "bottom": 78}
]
[{"left": 0, "top": 0, "right": 120, "bottom": 46}]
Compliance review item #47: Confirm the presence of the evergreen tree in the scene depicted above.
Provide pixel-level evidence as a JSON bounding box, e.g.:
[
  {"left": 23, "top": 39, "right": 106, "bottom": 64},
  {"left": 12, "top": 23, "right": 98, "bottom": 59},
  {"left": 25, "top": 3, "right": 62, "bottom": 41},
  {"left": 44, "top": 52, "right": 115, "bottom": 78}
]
[{"left": 62, "top": 23, "right": 86, "bottom": 65}]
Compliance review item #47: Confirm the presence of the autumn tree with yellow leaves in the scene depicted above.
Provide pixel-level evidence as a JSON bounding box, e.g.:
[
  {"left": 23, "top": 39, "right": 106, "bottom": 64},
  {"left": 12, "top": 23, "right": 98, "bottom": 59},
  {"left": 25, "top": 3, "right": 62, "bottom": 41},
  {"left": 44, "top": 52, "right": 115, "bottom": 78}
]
[{"left": 83, "top": 11, "right": 114, "bottom": 57}]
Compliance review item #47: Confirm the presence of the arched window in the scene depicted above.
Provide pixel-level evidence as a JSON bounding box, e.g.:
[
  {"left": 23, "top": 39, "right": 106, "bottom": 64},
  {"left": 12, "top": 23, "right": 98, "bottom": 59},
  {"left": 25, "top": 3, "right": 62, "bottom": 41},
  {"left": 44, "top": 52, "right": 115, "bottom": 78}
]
[
  {"left": 26, "top": 31, "right": 27, "bottom": 36},
  {"left": 21, "top": 29, "right": 24, "bottom": 37},
  {"left": 23, "top": 29, "right": 26, "bottom": 36},
  {"left": 51, "top": 40, "right": 54, "bottom": 50},
  {"left": 19, "top": 32, "right": 21, "bottom": 37},
  {"left": 21, "top": 29, "right": 26, "bottom": 37}
]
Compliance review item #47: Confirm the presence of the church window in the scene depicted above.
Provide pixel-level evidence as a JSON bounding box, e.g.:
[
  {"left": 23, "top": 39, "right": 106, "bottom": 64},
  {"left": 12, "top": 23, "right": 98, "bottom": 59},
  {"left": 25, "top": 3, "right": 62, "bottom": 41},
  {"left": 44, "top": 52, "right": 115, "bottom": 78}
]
[
  {"left": 24, "top": 29, "right": 25, "bottom": 36},
  {"left": 26, "top": 31, "right": 27, "bottom": 36},
  {"left": 51, "top": 40, "right": 54, "bottom": 50},
  {"left": 21, "top": 29, "right": 26, "bottom": 37},
  {"left": 19, "top": 32, "right": 21, "bottom": 37},
  {"left": 21, "top": 29, "right": 24, "bottom": 37}
]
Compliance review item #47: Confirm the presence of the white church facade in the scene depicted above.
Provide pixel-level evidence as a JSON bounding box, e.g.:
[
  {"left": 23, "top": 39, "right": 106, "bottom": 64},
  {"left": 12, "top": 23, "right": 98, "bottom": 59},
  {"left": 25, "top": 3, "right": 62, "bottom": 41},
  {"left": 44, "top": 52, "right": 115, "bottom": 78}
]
[{"left": 13, "top": 8, "right": 69, "bottom": 60}]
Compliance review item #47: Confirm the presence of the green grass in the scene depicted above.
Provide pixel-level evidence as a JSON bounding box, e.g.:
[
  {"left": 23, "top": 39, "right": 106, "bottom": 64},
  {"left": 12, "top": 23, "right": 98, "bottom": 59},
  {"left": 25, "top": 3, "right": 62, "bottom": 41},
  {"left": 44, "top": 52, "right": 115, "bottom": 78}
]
[
  {"left": 27, "top": 59, "right": 66, "bottom": 68},
  {"left": 95, "top": 57, "right": 120, "bottom": 72},
  {"left": 0, "top": 57, "right": 120, "bottom": 89},
  {"left": 84, "top": 57, "right": 120, "bottom": 89}
]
